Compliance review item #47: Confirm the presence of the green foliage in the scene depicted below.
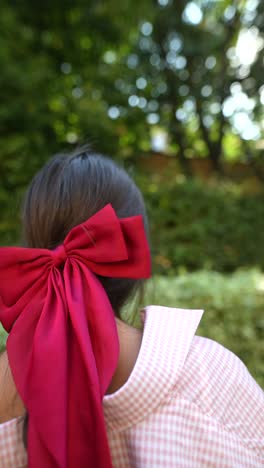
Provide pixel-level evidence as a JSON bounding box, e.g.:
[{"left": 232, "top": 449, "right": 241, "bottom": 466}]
[
  {"left": 121, "top": 269, "right": 264, "bottom": 388},
  {"left": 0, "top": 330, "right": 7, "bottom": 353},
  {"left": 97, "top": 0, "right": 264, "bottom": 169},
  {"left": 139, "top": 177, "right": 264, "bottom": 273},
  {"left": 0, "top": 0, "right": 264, "bottom": 182}
]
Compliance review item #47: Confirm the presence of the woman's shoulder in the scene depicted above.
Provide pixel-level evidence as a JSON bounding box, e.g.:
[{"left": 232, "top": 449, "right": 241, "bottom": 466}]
[
  {"left": 144, "top": 305, "right": 263, "bottom": 399},
  {"left": 143, "top": 306, "right": 263, "bottom": 436},
  {"left": 176, "top": 333, "right": 264, "bottom": 441},
  {"left": 186, "top": 333, "right": 263, "bottom": 396}
]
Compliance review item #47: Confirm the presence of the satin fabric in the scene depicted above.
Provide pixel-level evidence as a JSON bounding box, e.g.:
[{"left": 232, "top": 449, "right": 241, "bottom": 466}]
[{"left": 0, "top": 204, "right": 151, "bottom": 467}]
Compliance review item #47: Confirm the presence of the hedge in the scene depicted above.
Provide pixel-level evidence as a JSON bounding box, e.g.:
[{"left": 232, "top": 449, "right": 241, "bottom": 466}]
[
  {"left": 138, "top": 177, "right": 264, "bottom": 274},
  {"left": 121, "top": 269, "right": 264, "bottom": 388}
]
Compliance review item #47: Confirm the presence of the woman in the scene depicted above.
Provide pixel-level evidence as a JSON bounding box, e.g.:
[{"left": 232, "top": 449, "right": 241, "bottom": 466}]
[{"left": 0, "top": 148, "right": 263, "bottom": 467}]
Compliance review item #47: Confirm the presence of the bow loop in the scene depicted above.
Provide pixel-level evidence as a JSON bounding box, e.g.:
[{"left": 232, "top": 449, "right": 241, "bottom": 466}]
[{"left": 64, "top": 204, "right": 129, "bottom": 264}]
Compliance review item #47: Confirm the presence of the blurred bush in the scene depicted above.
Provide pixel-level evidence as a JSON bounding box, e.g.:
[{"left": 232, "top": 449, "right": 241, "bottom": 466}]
[
  {"left": 121, "top": 268, "right": 264, "bottom": 388},
  {"left": 138, "top": 177, "right": 264, "bottom": 274}
]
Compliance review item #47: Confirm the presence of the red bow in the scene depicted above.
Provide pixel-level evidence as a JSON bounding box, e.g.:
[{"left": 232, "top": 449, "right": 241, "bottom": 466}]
[{"left": 0, "top": 204, "right": 151, "bottom": 467}]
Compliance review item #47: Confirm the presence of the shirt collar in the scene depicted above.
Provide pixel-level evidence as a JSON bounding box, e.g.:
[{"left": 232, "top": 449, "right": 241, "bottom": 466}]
[{"left": 103, "top": 305, "right": 203, "bottom": 432}]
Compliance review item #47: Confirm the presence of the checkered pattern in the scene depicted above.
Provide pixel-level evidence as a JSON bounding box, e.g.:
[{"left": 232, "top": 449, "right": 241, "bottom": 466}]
[
  {"left": 0, "top": 417, "right": 27, "bottom": 467},
  {"left": 0, "top": 306, "right": 263, "bottom": 466}
]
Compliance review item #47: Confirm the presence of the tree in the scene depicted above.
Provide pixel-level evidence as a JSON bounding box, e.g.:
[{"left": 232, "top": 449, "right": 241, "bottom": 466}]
[
  {"left": 0, "top": 0, "right": 149, "bottom": 243},
  {"left": 0, "top": 0, "right": 264, "bottom": 184},
  {"left": 100, "top": 0, "right": 264, "bottom": 175}
]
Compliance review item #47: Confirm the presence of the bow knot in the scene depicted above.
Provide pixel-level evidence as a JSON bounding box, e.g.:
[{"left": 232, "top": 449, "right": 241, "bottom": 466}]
[{"left": 53, "top": 244, "right": 67, "bottom": 268}]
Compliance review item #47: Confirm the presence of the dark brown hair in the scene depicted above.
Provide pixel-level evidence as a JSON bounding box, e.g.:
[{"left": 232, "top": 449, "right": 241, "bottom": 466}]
[
  {"left": 22, "top": 147, "right": 149, "bottom": 315},
  {"left": 21, "top": 147, "right": 150, "bottom": 448}
]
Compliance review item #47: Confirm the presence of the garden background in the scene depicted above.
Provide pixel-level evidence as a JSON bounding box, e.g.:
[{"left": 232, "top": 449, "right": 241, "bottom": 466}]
[{"left": 0, "top": 0, "right": 263, "bottom": 387}]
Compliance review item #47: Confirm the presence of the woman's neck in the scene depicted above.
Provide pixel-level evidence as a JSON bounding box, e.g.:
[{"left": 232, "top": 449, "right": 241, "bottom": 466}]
[
  {"left": 0, "top": 318, "right": 143, "bottom": 421},
  {"left": 0, "top": 352, "right": 25, "bottom": 422},
  {"left": 106, "top": 318, "right": 143, "bottom": 394}
]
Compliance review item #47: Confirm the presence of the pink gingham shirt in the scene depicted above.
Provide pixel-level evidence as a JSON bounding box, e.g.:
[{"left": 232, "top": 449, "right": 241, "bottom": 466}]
[{"left": 0, "top": 306, "right": 263, "bottom": 467}]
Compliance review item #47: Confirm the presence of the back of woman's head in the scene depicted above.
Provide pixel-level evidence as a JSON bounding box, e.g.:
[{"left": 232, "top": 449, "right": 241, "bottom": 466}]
[{"left": 22, "top": 147, "right": 149, "bottom": 314}]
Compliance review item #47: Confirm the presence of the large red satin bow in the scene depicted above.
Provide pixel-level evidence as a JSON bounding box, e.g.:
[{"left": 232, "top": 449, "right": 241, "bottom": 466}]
[{"left": 0, "top": 204, "right": 151, "bottom": 468}]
